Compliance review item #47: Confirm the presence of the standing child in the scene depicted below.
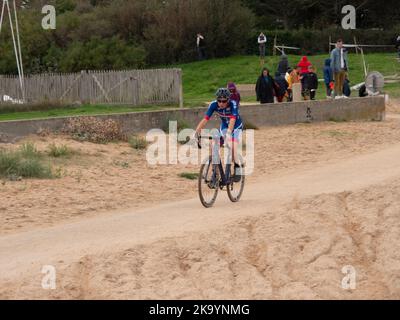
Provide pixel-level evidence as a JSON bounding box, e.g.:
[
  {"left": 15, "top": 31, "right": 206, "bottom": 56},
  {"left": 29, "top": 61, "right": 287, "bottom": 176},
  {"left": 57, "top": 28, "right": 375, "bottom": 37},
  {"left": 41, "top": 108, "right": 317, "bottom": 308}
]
[
  {"left": 297, "top": 56, "right": 312, "bottom": 75},
  {"left": 301, "top": 65, "right": 318, "bottom": 100},
  {"left": 227, "top": 82, "right": 241, "bottom": 106},
  {"left": 288, "top": 66, "right": 302, "bottom": 102}
]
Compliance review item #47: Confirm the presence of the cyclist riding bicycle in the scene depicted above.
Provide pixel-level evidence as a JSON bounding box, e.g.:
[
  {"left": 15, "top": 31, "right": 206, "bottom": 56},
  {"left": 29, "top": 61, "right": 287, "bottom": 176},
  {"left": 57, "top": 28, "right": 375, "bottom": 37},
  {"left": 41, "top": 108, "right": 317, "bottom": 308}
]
[{"left": 195, "top": 88, "right": 243, "bottom": 182}]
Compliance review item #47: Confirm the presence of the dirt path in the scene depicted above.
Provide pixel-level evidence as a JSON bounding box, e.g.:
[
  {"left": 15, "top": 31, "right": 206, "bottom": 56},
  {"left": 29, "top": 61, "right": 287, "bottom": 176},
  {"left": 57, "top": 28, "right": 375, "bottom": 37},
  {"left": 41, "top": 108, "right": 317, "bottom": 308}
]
[
  {"left": 2, "top": 141, "right": 400, "bottom": 299},
  {"left": 3, "top": 114, "right": 400, "bottom": 236}
]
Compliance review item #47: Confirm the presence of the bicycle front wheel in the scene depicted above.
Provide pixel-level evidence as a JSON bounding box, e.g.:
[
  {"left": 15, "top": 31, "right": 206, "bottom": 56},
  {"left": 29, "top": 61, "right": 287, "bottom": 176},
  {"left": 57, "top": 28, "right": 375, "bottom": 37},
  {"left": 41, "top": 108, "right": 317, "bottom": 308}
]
[
  {"left": 227, "top": 161, "right": 245, "bottom": 203},
  {"left": 198, "top": 157, "right": 219, "bottom": 208}
]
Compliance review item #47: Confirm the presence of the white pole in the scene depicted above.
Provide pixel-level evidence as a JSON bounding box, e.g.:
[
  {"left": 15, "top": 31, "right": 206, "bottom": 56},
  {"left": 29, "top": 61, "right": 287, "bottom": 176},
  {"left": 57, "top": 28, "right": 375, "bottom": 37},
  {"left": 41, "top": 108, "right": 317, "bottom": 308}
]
[
  {"left": 360, "top": 47, "right": 368, "bottom": 78},
  {"left": 5, "top": 0, "right": 24, "bottom": 101},
  {"left": 0, "top": 0, "right": 6, "bottom": 35},
  {"left": 13, "top": 0, "right": 25, "bottom": 101}
]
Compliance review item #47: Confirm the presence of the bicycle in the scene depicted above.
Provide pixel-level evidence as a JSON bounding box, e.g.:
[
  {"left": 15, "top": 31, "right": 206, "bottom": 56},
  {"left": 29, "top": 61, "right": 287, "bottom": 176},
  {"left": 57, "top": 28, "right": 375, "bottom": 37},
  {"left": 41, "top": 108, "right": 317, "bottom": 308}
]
[{"left": 196, "top": 132, "right": 245, "bottom": 208}]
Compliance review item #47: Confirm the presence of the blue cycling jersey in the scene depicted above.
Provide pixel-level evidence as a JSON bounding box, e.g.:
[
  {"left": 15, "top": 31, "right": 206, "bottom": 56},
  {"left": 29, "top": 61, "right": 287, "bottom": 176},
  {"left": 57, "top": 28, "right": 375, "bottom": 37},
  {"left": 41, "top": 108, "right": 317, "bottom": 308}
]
[{"left": 204, "top": 100, "right": 243, "bottom": 131}]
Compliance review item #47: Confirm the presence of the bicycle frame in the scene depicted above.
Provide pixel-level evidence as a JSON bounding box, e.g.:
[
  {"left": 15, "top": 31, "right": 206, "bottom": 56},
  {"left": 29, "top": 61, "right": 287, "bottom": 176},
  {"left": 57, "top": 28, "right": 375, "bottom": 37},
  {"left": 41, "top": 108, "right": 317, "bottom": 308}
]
[{"left": 203, "top": 135, "right": 233, "bottom": 187}]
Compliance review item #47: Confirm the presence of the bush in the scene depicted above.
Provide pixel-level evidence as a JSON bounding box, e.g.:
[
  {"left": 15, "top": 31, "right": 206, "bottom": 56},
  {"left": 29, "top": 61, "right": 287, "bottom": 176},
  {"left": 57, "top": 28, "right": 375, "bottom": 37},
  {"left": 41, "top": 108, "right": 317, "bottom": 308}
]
[
  {"left": 128, "top": 135, "right": 148, "bottom": 150},
  {"left": 59, "top": 37, "right": 147, "bottom": 72},
  {"left": 63, "top": 117, "right": 125, "bottom": 143},
  {"left": 0, "top": 144, "right": 53, "bottom": 179},
  {"left": 47, "top": 143, "right": 73, "bottom": 157},
  {"left": 19, "top": 142, "right": 41, "bottom": 158}
]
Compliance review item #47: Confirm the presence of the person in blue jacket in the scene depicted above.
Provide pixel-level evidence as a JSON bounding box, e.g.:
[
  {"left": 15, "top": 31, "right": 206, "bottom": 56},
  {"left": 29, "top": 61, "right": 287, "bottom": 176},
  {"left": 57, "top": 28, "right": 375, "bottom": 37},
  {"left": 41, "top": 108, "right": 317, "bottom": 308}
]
[{"left": 323, "top": 58, "right": 333, "bottom": 98}]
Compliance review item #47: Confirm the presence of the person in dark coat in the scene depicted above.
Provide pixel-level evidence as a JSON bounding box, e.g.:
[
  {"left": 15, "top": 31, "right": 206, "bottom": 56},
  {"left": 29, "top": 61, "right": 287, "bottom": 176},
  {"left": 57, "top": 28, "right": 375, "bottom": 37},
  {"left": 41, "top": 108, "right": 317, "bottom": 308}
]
[
  {"left": 277, "top": 54, "right": 289, "bottom": 76},
  {"left": 274, "top": 71, "right": 288, "bottom": 102},
  {"left": 301, "top": 65, "right": 318, "bottom": 100},
  {"left": 323, "top": 58, "right": 333, "bottom": 98},
  {"left": 359, "top": 84, "right": 368, "bottom": 97},
  {"left": 255, "top": 68, "right": 278, "bottom": 104},
  {"left": 343, "top": 75, "right": 351, "bottom": 97},
  {"left": 227, "top": 82, "right": 241, "bottom": 106}
]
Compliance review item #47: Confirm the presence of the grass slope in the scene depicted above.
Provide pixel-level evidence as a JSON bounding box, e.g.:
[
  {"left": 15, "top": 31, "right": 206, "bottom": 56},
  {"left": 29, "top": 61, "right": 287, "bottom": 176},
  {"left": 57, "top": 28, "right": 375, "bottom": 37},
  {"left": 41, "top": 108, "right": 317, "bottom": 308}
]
[{"left": 179, "top": 53, "right": 400, "bottom": 103}]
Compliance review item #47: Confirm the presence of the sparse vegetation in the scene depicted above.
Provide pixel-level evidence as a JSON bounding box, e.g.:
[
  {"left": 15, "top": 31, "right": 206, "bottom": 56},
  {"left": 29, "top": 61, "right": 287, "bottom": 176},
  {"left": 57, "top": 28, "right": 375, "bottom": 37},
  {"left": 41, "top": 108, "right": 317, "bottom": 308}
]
[
  {"left": 0, "top": 143, "right": 53, "bottom": 179},
  {"left": 128, "top": 135, "right": 148, "bottom": 150},
  {"left": 179, "top": 172, "right": 199, "bottom": 180},
  {"left": 47, "top": 143, "right": 74, "bottom": 158},
  {"left": 113, "top": 160, "right": 130, "bottom": 169},
  {"left": 63, "top": 117, "right": 125, "bottom": 144}
]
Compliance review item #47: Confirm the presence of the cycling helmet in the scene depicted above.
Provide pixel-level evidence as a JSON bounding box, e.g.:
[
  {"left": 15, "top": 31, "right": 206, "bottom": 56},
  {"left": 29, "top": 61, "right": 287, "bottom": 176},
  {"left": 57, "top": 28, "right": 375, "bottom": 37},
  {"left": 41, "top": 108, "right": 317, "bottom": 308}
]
[{"left": 215, "top": 88, "right": 231, "bottom": 99}]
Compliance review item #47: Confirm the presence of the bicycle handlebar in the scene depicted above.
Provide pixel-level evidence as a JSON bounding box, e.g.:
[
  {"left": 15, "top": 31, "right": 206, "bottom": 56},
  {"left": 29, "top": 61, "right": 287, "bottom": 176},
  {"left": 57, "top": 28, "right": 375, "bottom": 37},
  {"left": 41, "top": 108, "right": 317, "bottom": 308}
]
[{"left": 196, "top": 134, "right": 232, "bottom": 150}]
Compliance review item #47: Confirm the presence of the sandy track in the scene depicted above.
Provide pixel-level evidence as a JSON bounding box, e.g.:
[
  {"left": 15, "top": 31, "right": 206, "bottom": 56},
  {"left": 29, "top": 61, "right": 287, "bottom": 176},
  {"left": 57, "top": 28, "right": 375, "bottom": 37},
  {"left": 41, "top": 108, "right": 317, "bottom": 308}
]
[
  {"left": 1, "top": 141, "right": 400, "bottom": 299},
  {"left": 3, "top": 115, "right": 400, "bottom": 235}
]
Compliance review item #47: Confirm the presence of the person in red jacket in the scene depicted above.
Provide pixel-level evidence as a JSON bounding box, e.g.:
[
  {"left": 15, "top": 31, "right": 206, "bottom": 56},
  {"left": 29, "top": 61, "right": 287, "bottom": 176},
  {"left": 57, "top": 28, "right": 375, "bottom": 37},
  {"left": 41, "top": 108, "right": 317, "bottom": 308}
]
[{"left": 297, "top": 56, "right": 311, "bottom": 75}]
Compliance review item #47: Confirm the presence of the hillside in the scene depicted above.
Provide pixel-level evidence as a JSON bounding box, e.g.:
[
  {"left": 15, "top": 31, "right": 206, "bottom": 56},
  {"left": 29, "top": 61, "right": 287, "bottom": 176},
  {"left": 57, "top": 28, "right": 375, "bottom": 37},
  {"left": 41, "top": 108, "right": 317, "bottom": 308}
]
[{"left": 180, "top": 53, "right": 400, "bottom": 104}]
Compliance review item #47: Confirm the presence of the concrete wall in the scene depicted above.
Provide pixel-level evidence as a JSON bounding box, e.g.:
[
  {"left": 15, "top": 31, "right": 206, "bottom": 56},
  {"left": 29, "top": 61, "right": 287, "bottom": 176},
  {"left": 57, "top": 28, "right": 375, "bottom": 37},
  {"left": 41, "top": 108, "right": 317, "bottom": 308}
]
[{"left": 0, "top": 96, "right": 385, "bottom": 142}]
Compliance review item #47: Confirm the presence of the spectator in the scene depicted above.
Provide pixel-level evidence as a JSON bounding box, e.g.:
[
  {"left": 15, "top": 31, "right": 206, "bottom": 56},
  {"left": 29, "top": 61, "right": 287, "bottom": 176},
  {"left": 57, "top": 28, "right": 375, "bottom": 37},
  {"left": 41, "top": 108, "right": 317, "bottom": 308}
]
[
  {"left": 323, "top": 58, "right": 334, "bottom": 98},
  {"left": 277, "top": 54, "right": 289, "bottom": 75},
  {"left": 301, "top": 65, "right": 318, "bottom": 100},
  {"left": 343, "top": 75, "right": 351, "bottom": 97},
  {"left": 258, "top": 33, "right": 267, "bottom": 60},
  {"left": 359, "top": 84, "right": 368, "bottom": 97},
  {"left": 287, "top": 66, "right": 302, "bottom": 100},
  {"left": 255, "top": 68, "right": 278, "bottom": 104},
  {"left": 196, "top": 33, "right": 206, "bottom": 60},
  {"left": 227, "top": 82, "right": 241, "bottom": 106},
  {"left": 274, "top": 71, "right": 288, "bottom": 102},
  {"left": 289, "top": 66, "right": 303, "bottom": 102},
  {"left": 297, "top": 56, "right": 311, "bottom": 75},
  {"left": 330, "top": 38, "right": 349, "bottom": 99},
  {"left": 285, "top": 67, "right": 293, "bottom": 101}
]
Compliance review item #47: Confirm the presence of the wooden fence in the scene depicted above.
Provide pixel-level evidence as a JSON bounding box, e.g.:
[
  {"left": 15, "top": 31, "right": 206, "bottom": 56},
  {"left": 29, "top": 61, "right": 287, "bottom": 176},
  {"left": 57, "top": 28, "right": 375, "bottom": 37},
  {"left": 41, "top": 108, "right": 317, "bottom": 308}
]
[{"left": 0, "top": 68, "right": 183, "bottom": 106}]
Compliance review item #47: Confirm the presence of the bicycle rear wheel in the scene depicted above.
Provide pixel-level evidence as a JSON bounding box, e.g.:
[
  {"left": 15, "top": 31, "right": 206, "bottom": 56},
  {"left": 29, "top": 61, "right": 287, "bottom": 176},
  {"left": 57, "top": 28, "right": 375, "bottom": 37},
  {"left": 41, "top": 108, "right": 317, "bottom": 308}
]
[
  {"left": 227, "top": 161, "right": 245, "bottom": 203},
  {"left": 198, "top": 157, "right": 219, "bottom": 208}
]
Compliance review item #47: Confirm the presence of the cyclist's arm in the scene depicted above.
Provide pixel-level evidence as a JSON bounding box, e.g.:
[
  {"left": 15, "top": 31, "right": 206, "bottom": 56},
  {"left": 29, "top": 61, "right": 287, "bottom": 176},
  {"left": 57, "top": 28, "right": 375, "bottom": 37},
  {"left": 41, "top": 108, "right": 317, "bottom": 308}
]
[
  {"left": 227, "top": 102, "right": 239, "bottom": 134},
  {"left": 227, "top": 117, "right": 236, "bottom": 134},
  {"left": 195, "top": 118, "right": 208, "bottom": 134},
  {"left": 196, "top": 103, "right": 215, "bottom": 134}
]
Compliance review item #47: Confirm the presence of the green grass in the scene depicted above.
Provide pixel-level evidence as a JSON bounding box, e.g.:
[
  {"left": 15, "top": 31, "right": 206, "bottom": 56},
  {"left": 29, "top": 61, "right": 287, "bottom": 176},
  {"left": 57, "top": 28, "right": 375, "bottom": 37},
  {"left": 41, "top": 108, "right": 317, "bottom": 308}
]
[
  {"left": 0, "top": 104, "right": 179, "bottom": 122},
  {"left": 0, "top": 143, "right": 53, "bottom": 179},
  {"left": 177, "top": 53, "right": 400, "bottom": 103},
  {"left": 178, "top": 172, "right": 199, "bottom": 180}
]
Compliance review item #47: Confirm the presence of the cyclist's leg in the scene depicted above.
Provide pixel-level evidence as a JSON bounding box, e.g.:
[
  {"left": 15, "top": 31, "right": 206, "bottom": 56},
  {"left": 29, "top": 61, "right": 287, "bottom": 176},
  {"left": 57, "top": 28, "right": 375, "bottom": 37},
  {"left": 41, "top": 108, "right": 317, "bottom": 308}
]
[
  {"left": 219, "top": 127, "right": 242, "bottom": 164},
  {"left": 231, "top": 128, "right": 242, "bottom": 164}
]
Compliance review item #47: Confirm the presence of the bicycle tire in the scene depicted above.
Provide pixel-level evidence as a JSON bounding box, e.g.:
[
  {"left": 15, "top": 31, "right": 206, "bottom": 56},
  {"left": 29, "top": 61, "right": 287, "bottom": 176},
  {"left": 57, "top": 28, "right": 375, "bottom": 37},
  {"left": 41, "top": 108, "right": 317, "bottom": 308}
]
[
  {"left": 227, "top": 161, "right": 245, "bottom": 203},
  {"left": 198, "top": 157, "right": 219, "bottom": 208}
]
